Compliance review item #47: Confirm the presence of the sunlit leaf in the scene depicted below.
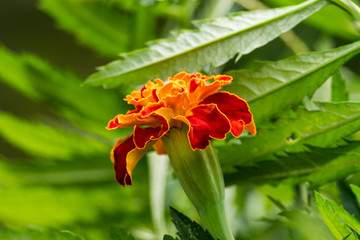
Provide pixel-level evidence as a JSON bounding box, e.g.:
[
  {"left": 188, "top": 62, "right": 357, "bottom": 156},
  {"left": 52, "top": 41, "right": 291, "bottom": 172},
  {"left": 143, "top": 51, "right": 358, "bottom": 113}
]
[
  {"left": 315, "top": 192, "right": 356, "bottom": 240},
  {"left": 263, "top": 0, "right": 360, "bottom": 40},
  {"left": 224, "top": 41, "right": 360, "bottom": 123},
  {"left": 84, "top": 0, "right": 327, "bottom": 88},
  {"left": 218, "top": 102, "right": 360, "bottom": 168},
  {"left": 328, "top": 200, "right": 360, "bottom": 234},
  {"left": 224, "top": 140, "right": 360, "bottom": 187}
]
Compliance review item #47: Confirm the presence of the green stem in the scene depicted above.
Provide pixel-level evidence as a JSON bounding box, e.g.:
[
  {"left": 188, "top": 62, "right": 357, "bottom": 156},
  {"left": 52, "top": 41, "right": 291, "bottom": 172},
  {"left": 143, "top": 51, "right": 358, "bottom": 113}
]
[
  {"left": 162, "top": 126, "right": 234, "bottom": 240},
  {"left": 198, "top": 203, "right": 233, "bottom": 240}
]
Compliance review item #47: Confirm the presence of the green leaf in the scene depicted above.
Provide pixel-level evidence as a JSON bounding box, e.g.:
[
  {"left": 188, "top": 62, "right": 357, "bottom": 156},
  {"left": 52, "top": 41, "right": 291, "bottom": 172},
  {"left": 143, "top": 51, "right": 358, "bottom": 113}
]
[
  {"left": 224, "top": 140, "right": 360, "bottom": 187},
  {"left": 169, "top": 207, "right": 216, "bottom": 240},
  {"left": 0, "top": 111, "right": 108, "bottom": 160},
  {"left": 60, "top": 230, "right": 84, "bottom": 240},
  {"left": 337, "top": 180, "right": 360, "bottom": 220},
  {"left": 110, "top": 226, "right": 136, "bottom": 240},
  {"left": 0, "top": 225, "right": 59, "bottom": 240},
  {"left": 279, "top": 208, "right": 338, "bottom": 240},
  {"left": 263, "top": 0, "right": 360, "bottom": 40},
  {"left": 332, "top": 70, "right": 350, "bottom": 101},
  {"left": 315, "top": 192, "right": 356, "bottom": 240},
  {"left": 350, "top": 184, "right": 360, "bottom": 200},
  {"left": 218, "top": 102, "right": 360, "bottom": 168},
  {"left": 0, "top": 46, "right": 128, "bottom": 139},
  {"left": 0, "top": 184, "right": 147, "bottom": 227},
  {"left": 328, "top": 200, "right": 360, "bottom": 234},
  {"left": 84, "top": 0, "right": 327, "bottom": 88},
  {"left": 224, "top": 41, "right": 360, "bottom": 123},
  {"left": 39, "top": 0, "right": 130, "bottom": 57},
  {"left": 163, "top": 235, "right": 178, "bottom": 240}
]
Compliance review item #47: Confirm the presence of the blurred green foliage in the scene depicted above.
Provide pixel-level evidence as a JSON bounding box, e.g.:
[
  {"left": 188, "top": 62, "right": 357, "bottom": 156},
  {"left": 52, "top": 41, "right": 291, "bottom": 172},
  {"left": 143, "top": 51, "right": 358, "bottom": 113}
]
[{"left": 1, "top": 0, "right": 360, "bottom": 239}]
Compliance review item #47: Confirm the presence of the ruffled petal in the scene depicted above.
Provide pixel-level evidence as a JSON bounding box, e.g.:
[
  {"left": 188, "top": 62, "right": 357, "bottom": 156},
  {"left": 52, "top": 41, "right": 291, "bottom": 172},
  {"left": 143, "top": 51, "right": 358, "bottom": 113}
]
[
  {"left": 200, "top": 92, "right": 254, "bottom": 137},
  {"left": 140, "top": 102, "right": 165, "bottom": 117},
  {"left": 173, "top": 104, "right": 231, "bottom": 150},
  {"left": 106, "top": 113, "right": 160, "bottom": 130},
  {"left": 190, "top": 76, "right": 232, "bottom": 104},
  {"left": 111, "top": 136, "right": 155, "bottom": 186},
  {"left": 134, "top": 107, "right": 173, "bottom": 149}
]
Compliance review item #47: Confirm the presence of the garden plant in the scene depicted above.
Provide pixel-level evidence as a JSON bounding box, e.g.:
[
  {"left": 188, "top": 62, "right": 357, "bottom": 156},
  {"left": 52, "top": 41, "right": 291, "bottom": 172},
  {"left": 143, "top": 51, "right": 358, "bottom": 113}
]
[{"left": 1, "top": 0, "right": 360, "bottom": 239}]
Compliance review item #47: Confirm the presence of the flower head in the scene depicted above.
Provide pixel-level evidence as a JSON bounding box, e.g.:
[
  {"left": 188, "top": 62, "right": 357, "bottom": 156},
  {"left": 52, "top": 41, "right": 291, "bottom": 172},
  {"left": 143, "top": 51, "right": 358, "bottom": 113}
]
[{"left": 107, "top": 71, "right": 256, "bottom": 186}]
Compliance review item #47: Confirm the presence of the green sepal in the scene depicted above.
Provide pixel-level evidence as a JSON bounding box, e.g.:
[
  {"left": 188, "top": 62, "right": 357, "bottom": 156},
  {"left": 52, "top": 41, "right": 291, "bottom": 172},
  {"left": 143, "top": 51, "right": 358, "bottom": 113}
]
[{"left": 162, "top": 126, "right": 233, "bottom": 240}]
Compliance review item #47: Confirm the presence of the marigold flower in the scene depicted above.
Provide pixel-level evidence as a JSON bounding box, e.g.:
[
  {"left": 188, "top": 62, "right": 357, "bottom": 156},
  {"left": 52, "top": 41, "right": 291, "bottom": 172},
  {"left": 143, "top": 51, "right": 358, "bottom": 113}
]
[{"left": 107, "top": 71, "right": 256, "bottom": 186}]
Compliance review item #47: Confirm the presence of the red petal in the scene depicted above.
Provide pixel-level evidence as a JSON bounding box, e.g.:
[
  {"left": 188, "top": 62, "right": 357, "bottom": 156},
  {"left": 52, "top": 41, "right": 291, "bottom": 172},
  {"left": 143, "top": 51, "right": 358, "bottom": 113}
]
[
  {"left": 111, "top": 136, "right": 135, "bottom": 186},
  {"left": 152, "top": 89, "right": 159, "bottom": 102},
  {"left": 126, "top": 105, "right": 142, "bottom": 115},
  {"left": 140, "top": 86, "right": 146, "bottom": 98},
  {"left": 134, "top": 108, "right": 171, "bottom": 149},
  {"left": 107, "top": 117, "right": 121, "bottom": 130},
  {"left": 201, "top": 92, "right": 253, "bottom": 137},
  {"left": 189, "top": 78, "right": 201, "bottom": 93},
  {"left": 140, "top": 102, "right": 165, "bottom": 117},
  {"left": 174, "top": 104, "right": 231, "bottom": 150},
  {"left": 111, "top": 135, "right": 155, "bottom": 186}
]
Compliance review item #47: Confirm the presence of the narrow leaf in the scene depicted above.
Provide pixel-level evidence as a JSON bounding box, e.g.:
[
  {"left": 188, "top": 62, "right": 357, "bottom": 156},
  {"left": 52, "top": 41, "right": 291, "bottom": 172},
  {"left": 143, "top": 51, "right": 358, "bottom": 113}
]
[
  {"left": 39, "top": 0, "right": 130, "bottom": 57},
  {"left": 350, "top": 185, "right": 360, "bottom": 201},
  {"left": 332, "top": 70, "right": 349, "bottom": 101},
  {"left": 315, "top": 192, "right": 354, "bottom": 240},
  {"left": 337, "top": 180, "right": 360, "bottom": 220},
  {"left": 84, "top": 0, "right": 327, "bottom": 88},
  {"left": 0, "top": 111, "right": 108, "bottom": 160},
  {"left": 224, "top": 41, "right": 360, "bottom": 123},
  {"left": 0, "top": 46, "right": 128, "bottom": 139},
  {"left": 0, "top": 183, "right": 146, "bottom": 227},
  {"left": 170, "top": 207, "right": 215, "bottom": 240},
  {"left": 328, "top": 200, "right": 360, "bottom": 234},
  {"left": 218, "top": 102, "right": 360, "bottom": 167},
  {"left": 224, "top": 140, "right": 360, "bottom": 187}
]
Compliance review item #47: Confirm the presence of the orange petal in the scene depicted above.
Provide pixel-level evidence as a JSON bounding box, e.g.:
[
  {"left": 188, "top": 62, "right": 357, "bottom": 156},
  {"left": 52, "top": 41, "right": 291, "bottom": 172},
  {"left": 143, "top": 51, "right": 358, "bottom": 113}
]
[
  {"left": 111, "top": 135, "right": 155, "bottom": 186},
  {"left": 153, "top": 139, "right": 167, "bottom": 155},
  {"left": 140, "top": 102, "right": 165, "bottom": 117},
  {"left": 245, "top": 120, "right": 257, "bottom": 135},
  {"left": 190, "top": 77, "right": 232, "bottom": 104},
  {"left": 134, "top": 107, "right": 173, "bottom": 149},
  {"left": 106, "top": 112, "right": 161, "bottom": 130}
]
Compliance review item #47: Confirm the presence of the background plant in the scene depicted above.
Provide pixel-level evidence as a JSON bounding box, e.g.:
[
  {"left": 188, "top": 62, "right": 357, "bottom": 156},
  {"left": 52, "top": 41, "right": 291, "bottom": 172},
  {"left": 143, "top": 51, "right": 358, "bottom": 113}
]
[{"left": 1, "top": 0, "right": 360, "bottom": 239}]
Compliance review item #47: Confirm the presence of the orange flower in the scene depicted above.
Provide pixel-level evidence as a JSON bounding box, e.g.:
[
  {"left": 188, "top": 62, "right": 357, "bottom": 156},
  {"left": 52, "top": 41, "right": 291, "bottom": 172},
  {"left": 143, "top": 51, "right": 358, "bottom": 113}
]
[{"left": 107, "top": 71, "right": 256, "bottom": 186}]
